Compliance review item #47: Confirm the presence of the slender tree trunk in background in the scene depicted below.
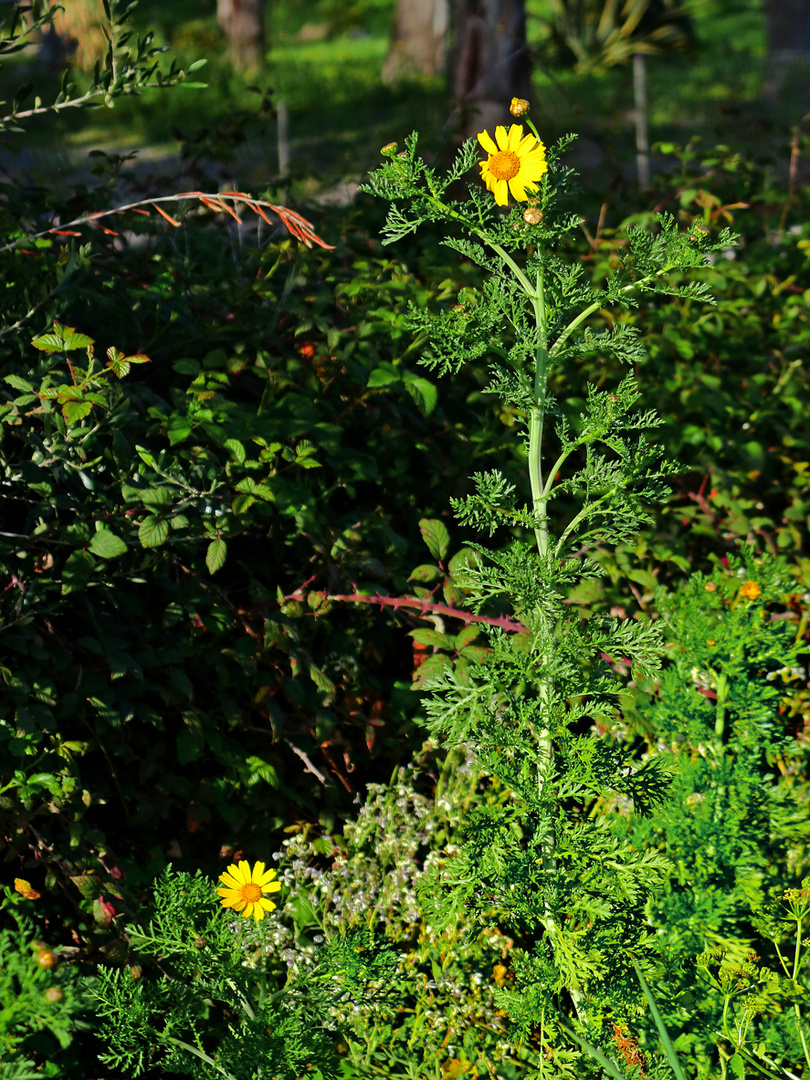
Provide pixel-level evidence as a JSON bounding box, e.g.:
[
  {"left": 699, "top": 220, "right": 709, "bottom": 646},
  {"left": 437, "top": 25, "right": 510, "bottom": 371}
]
[
  {"left": 38, "top": 0, "right": 107, "bottom": 70},
  {"left": 763, "top": 0, "right": 810, "bottom": 97},
  {"left": 217, "top": 0, "right": 266, "bottom": 68},
  {"left": 633, "top": 53, "right": 650, "bottom": 188},
  {"left": 382, "top": 0, "right": 449, "bottom": 82},
  {"left": 452, "top": 0, "right": 531, "bottom": 138}
]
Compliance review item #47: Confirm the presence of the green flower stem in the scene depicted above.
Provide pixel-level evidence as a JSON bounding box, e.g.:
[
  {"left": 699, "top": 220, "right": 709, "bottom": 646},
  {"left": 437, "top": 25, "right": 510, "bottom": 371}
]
[
  {"left": 714, "top": 672, "right": 729, "bottom": 741},
  {"left": 792, "top": 915, "right": 810, "bottom": 1069},
  {"left": 226, "top": 975, "right": 256, "bottom": 1020},
  {"left": 164, "top": 1036, "right": 239, "bottom": 1080},
  {"left": 549, "top": 266, "right": 675, "bottom": 361},
  {"left": 529, "top": 270, "right": 550, "bottom": 558},
  {"left": 554, "top": 491, "right": 616, "bottom": 559}
]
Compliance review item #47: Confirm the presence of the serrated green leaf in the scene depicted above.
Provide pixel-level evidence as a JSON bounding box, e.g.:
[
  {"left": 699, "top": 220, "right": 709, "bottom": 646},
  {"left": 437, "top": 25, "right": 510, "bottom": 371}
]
[
  {"left": 3, "top": 374, "right": 34, "bottom": 393},
  {"left": 367, "top": 362, "right": 400, "bottom": 387},
  {"left": 448, "top": 547, "right": 477, "bottom": 576},
  {"left": 404, "top": 373, "right": 437, "bottom": 415},
  {"left": 206, "top": 538, "right": 227, "bottom": 575},
  {"left": 138, "top": 487, "right": 172, "bottom": 507},
  {"left": 409, "top": 628, "right": 452, "bottom": 649},
  {"left": 627, "top": 568, "right": 657, "bottom": 589},
  {"left": 419, "top": 518, "right": 450, "bottom": 561},
  {"left": 62, "top": 399, "right": 93, "bottom": 425},
  {"left": 224, "top": 438, "right": 245, "bottom": 464},
  {"left": 408, "top": 564, "right": 442, "bottom": 583},
  {"left": 57, "top": 385, "right": 85, "bottom": 401},
  {"left": 62, "top": 550, "right": 95, "bottom": 594},
  {"left": 167, "top": 423, "right": 191, "bottom": 446},
  {"left": 412, "top": 653, "right": 451, "bottom": 687},
  {"left": 138, "top": 515, "right": 169, "bottom": 548},
  {"left": 135, "top": 444, "right": 156, "bottom": 468},
  {"left": 454, "top": 624, "right": 481, "bottom": 649},
  {"left": 309, "top": 662, "right": 336, "bottom": 700},
  {"left": 32, "top": 322, "right": 94, "bottom": 353},
  {"left": 89, "top": 529, "right": 128, "bottom": 559}
]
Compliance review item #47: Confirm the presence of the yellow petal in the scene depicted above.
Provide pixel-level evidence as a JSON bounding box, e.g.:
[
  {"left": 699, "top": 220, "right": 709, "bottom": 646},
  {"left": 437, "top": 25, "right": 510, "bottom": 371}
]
[
  {"left": 252, "top": 903, "right": 265, "bottom": 921},
  {"left": 509, "top": 177, "right": 537, "bottom": 200},
  {"left": 517, "top": 132, "right": 539, "bottom": 154},
  {"left": 256, "top": 867, "right": 276, "bottom": 887},
  {"left": 264, "top": 880, "right": 281, "bottom": 893},
  {"left": 494, "top": 125, "right": 508, "bottom": 150},
  {"left": 477, "top": 130, "right": 497, "bottom": 155},
  {"left": 258, "top": 897, "right": 277, "bottom": 912},
  {"left": 237, "top": 860, "right": 251, "bottom": 881},
  {"left": 219, "top": 869, "right": 242, "bottom": 889},
  {"left": 251, "top": 861, "right": 266, "bottom": 883},
  {"left": 493, "top": 179, "right": 509, "bottom": 205},
  {"left": 506, "top": 125, "right": 523, "bottom": 150}
]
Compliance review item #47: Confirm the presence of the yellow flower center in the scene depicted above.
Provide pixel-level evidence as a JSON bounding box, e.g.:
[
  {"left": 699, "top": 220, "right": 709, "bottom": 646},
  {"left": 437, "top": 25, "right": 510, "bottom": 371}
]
[
  {"left": 241, "top": 883, "right": 262, "bottom": 903},
  {"left": 489, "top": 150, "right": 520, "bottom": 181}
]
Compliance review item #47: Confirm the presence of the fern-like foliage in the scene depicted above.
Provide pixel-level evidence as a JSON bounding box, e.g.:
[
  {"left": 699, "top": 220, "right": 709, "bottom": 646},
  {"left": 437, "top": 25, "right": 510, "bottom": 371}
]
[{"left": 363, "top": 114, "right": 738, "bottom": 1055}]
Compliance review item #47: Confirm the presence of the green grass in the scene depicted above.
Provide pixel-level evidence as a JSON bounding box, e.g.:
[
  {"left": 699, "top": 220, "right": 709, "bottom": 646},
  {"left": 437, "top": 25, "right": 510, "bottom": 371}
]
[{"left": 0, "top": 0, "right": 801, "bottom": 201}]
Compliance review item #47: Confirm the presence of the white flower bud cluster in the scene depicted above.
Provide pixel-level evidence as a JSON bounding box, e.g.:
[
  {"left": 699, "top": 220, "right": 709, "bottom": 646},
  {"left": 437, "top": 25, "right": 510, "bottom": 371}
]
[{"left": 238, "top": 747, "right": 522, "bottom": 1064}]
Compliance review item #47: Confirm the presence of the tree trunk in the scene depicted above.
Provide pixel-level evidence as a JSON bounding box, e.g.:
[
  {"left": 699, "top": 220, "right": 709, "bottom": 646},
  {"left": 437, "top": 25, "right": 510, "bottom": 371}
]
[
  {"left": 217, "top": 0, "right": 266, "bottom": 68},
  {"left": 382, "top": 0, "right": 450, "bottom": 83},
  {"left": 38, "top": 0, "right": 108, "bottom": 71},
  {"left": 451, "top": 0, "right": 531, "bottom": 138},
  {"left": 763, "top": 0, "right": 810, "bottom": 96}
]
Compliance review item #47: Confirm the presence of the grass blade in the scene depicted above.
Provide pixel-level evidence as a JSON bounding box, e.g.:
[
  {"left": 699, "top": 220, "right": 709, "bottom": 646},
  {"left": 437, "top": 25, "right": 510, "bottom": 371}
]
[
  {"left": 557, "top": 1019, "right": 626, "bottom": 1080},
  {"left": 630, "top": 955, "right": 687, "bottom": 1080}
]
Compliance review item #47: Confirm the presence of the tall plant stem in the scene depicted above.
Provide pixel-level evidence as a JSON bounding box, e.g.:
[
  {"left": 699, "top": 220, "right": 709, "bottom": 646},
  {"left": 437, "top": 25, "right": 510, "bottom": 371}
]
[
  {"left": 530, "top": 268, "right": 550, "bottom": 558},
  {"left": 792, "top": 915, "right": 810, "bottom": 1069}
]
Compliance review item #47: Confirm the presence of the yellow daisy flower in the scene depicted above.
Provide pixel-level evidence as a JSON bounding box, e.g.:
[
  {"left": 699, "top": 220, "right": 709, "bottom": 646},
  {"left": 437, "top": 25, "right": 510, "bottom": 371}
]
[
  {"left": 217, "top": 860, "right": 281, "bottom": 921},
  {"left": 739, "top": 580, "right": 761, "bottom": 601},
  {"left": 477, "top": 125, "right": 548, "bottom": 207}
]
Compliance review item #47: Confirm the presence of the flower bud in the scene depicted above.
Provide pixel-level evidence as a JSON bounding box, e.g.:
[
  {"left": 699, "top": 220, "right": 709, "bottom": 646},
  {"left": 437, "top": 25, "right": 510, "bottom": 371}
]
[
  {"left": 522, "top": 207, "right": 543, "bottom": 225},
  {"left": 44, "top": 987, "right": 63, "bottom": 1004},
  {"left": 380, "top": 142, "right": 398, "bottom": 156},
  {"left": 35, "top": 949, "right": 57, "bottom": 969},
  {"left": 510, "top": 98, "right": 530, "bottom": 117}
]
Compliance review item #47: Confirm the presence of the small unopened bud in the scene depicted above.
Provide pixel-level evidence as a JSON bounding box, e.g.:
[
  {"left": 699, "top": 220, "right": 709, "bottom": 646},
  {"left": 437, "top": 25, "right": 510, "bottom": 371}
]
[
  {"left": 522, "top": 207, "right": 543, "bottom": 225},
  {"left": 380, "top": 142, "right": 398, "bottom": 156},
  {"left": 397, "top": 152, "right": 408, "bottom": 159},
  {"left": 510, "top": 98, "right": 530, "bottom": 117},
  {"left": 35, "top": 949, "right": 57, "bottom": 969},
  {"left": 44, "top": 987, "right": 63, "bottom": 1003}
]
